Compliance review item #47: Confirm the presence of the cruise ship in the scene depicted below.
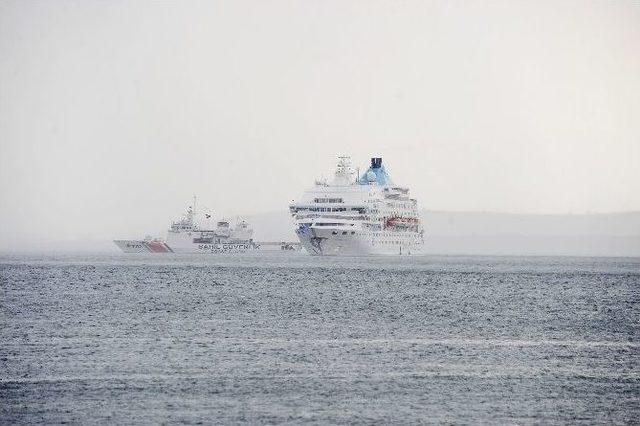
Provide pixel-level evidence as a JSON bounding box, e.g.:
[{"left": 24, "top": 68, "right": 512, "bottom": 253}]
[
  {"left": 289, "top": 156, "right": 424, "bottom": 255},
  {"left": 114, "top": 198, "right": 259, "bottom": 254}
]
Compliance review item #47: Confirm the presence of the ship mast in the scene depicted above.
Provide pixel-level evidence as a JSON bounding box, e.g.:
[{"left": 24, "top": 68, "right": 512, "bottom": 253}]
[{"left": 188, "top": 195, "right": 197, "bottom": 229}]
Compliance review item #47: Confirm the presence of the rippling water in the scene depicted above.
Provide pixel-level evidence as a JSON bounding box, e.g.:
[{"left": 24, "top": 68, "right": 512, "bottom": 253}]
[{"left": 1, "top": 254, "right": 639, "bottom": 424}]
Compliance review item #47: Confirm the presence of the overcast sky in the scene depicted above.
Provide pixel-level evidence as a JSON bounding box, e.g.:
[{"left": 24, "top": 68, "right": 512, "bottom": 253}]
[{"left": 1, "top": 0, "right": 639, "bottom": 247}]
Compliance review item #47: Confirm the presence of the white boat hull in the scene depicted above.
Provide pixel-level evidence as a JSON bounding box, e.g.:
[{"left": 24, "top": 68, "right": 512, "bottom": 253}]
[
  {"left": 296, "top": 227, "right": 423, "bottom": 256},
  {"left": 171, "top": 242, "right": 258, "bottom": 254},
  {"left": 113, "top": 240, "right": 172, "bottom": 253},
  {"left": 114, "top": 240, "right": 150, "bottom": 253}
]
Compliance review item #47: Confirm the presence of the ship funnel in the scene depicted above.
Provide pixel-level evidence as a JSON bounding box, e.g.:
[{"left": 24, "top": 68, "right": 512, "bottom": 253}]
[{"left": 370, "top": 157, "right": 383, "bottom": 169}]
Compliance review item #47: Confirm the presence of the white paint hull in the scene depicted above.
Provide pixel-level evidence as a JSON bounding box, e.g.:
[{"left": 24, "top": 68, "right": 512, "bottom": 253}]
[
  {"left": 296, "top": 227, "right": 423, "bottom": 256},
  {"left": 170, "top": 242, "right": 259, "bottom": 254},
  {"left": 113, "top": 240, "right": 172, "bottom": 253},
  {"left": 114, "top": 239, "right": 298, "bottom": 254},
  {"left": 113, "top": 240, "right": 150, "bottom": 253}
]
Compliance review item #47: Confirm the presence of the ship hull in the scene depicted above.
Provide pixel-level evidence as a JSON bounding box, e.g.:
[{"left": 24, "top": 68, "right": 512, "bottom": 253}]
[
  {"left": 170, "top": 242, "right": 259, "bottom": 254},
  {"left": 296, "top": 227, "right": 423, "bottom": 256},
  {"left": 114, "top": 240, "right": 149, "bottom": 253},
  {"left": 114, "top": 239, "right": 298, "bottom": 254},
  {"left": 113, "top": 240, "right": 172, "bottom": 253},
  {"left": 164, "top": 230, "right": 259, "bottom": 254}
]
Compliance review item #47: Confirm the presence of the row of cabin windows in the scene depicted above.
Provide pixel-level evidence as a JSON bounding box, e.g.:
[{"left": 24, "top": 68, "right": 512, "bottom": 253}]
[
  {"left": 296, "top": 207, "right": 363, "bottom": 213},
  {"left": 386, "top": 201, "right": 415, "bottom": 209},
  {"left": 331, "top": 231, "right": 415, "bottom": 241},
  {"left": 314, "top": 198, "right": 343, "bottom": 203}
]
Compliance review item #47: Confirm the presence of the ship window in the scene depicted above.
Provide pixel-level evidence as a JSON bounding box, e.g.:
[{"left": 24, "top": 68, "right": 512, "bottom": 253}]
[
  {"left": 342, "top": 231, "right": 347, "bottom": 235},
  {"left": 314, "top": 198, "right": 344, "bottom": 203},
  {"left": 351, "top": 231, "right": 355, "bottom": 235}
]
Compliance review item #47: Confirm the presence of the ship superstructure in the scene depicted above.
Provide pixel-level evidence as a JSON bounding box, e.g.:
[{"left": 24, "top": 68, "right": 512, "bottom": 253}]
[
  {"left": 289, "top": 157, "right": 424, "bottom": 255},
  {"left": 164, "top": 198, "right": 256, "bottom": 253}
]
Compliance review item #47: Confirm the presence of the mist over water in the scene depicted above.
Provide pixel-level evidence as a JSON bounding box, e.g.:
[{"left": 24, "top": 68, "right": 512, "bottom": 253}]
[
  {"left": 2, "top": 254, "right": 638, "bottom": 423},
  {"left": 2, "top": 0, "right": 640, "bottom": 422},
  {"left": 1, "top": 1, "right": 640, "bottom": 251}
]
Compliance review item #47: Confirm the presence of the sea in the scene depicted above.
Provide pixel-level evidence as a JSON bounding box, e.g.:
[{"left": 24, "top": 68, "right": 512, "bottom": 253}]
[{"left": 1, "top": 253, "right": 639, "bottom": 424}]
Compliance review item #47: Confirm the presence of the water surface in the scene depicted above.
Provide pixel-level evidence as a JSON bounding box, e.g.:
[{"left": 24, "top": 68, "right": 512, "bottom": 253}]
[{"left": 1, "top": 254, "right": 639, "bottom": 423}]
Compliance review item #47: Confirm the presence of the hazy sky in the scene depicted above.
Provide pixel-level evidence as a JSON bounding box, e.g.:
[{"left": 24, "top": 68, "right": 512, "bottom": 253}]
[{"left": 1, "top": 0, "right": 639, "bottom": 247}]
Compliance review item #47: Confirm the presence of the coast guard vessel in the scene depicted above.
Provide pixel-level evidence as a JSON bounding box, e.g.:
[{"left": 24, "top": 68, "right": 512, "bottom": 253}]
[
  {"left": 289, "top": 156, "right": 424, "bottom": 256},
  {"left": 114, "top": 198, "right": 258, "bottom": 254}
]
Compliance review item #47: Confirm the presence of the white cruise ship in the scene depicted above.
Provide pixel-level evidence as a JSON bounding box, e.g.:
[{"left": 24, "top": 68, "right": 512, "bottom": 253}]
[{"left": 290, "top": 156, "right": 424, "bottom": 256}]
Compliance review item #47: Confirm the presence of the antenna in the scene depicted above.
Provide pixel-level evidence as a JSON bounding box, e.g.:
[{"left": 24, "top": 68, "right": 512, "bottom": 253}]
[{"left": 193, "top": 195, "right": 197, "bottom": 216}]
